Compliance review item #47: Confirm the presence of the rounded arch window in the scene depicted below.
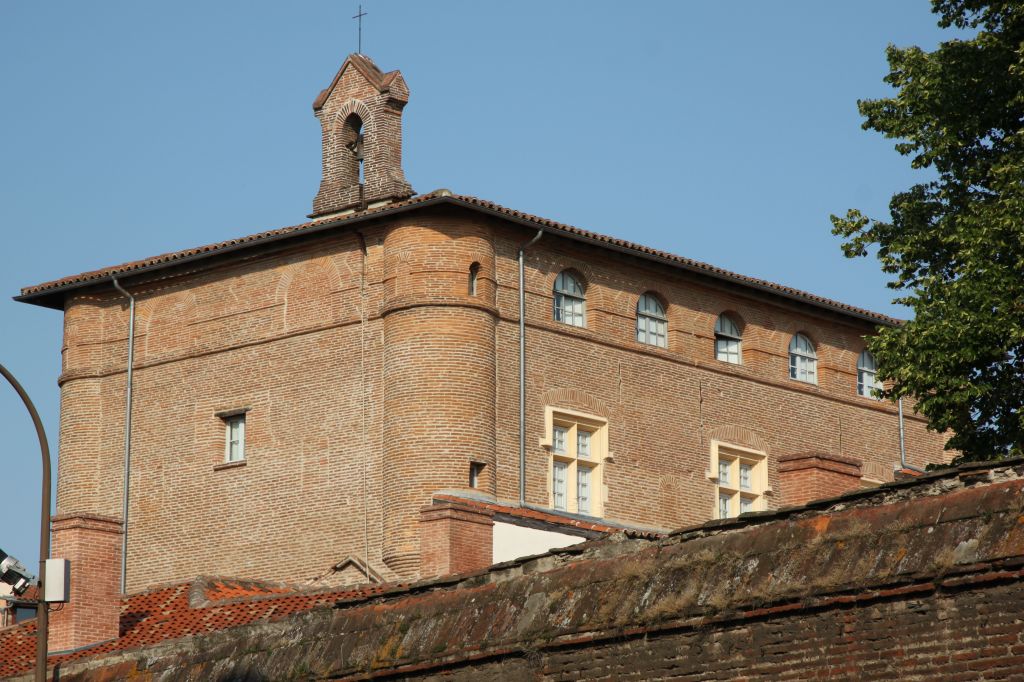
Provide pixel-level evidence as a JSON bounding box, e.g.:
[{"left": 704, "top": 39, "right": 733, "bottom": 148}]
[
  {"left": 714, "top": 314, "right": 742, "bottom": 364},
  {"left": 636, "top": 293, "right": 668, "bottom": 348},
  {"left": 789, "top": 333, "right": 817, "bottom": 384},
  {"left": 553, "top": 271, "right": 586, "bottom": 327},
  {"left": 468, "top": 262, "right": 480, "bottom": 296},
  {"left": 857, "top": 350, "right": 881, "bottom": 398}
]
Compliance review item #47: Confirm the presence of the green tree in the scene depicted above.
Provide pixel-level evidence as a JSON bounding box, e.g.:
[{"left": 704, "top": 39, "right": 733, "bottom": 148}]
[{"left": 831, "top": 0, "right": 1024, "bottom": 461}]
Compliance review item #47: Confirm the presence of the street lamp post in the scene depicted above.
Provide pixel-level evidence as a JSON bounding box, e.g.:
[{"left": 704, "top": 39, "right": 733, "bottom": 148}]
[{"left": 0, "top": 363, "right": 51, "bottom": 682}]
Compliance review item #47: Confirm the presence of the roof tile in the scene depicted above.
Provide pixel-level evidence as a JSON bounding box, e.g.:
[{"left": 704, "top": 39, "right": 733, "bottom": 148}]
[{"left": 17, "top": 191, "right": 899, "bottom": 325}]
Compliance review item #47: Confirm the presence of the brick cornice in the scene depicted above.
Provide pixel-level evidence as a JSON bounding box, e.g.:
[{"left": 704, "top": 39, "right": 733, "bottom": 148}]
[{"left": 778, "top": 452, "right": 863, "bottom": 476}]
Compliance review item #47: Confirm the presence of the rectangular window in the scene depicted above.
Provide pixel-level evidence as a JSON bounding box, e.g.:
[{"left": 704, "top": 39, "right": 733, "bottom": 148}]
[
  {"left": 469, "top": 462, "right": 484, "bottom": 489},
  {"left": 712, "top": 443, "right": 766, "bottom": 519},
  {"left": 577, "top": 466, "right": 591, "bottom": 514},
  {"left": 577, "top": 430, "right": 591, "bottom": 459},
  {"left": 553, "top": 426, "right": 568, "bottom": 454},
  {"left": 739, "top": 463, "right": 752, "bottom": 490},
  {"left": 547, "top": 410, "right": 606, "bottom": 517},
  {"left": 718, "top": 460, "right": 730, "bottom": 485},
  {"left": 552, "top": 461, "right": 568, "bottom": 511},
  {"left": 225, "top": 414, "right": 245, "bottom": 462}
]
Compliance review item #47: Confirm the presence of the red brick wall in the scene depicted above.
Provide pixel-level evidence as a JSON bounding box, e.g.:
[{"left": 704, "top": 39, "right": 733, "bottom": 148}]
[
  {"left": 778, "top": 452, "right": 864, "bottom": 506},
  {"left": 311, "top": 55, "right": 412, "bottom": 216},
  {"left": 418, "top": 502, "right": 494, "bottom": 578},
  {"left": 48, "top": 514, "right": 122, "bottom": 652},
  {"left": 53, "top": 206, "right": 950, "bottom": 593}
]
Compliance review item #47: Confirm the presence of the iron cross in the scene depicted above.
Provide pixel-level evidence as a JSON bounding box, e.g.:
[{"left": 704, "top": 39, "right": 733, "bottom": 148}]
[{"left": 353, "top": 5, "right": 367, "bottom": 54}]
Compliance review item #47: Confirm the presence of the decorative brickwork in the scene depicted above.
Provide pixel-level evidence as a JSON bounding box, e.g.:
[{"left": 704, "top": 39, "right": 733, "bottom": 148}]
[
  {"left": 48, "top": 514, "right": 122, "bottom": 652},
  {"left": 418, "top": 502, "right": 494, "bottom": 578},
  {"left": 310, "top": 54, "right": 413, "bottom": 217},
  {"left": 778, "top": 452, "right": 864, "bottom": 506}
]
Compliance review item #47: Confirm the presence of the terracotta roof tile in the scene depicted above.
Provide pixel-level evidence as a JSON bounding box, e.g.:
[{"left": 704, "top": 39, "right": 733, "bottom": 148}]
[
  {"left": 17, "top": 191, "right": 899, "bottom": 325},
  {"left": 0, "top": 576, "right": 390, "bottom": 679}
]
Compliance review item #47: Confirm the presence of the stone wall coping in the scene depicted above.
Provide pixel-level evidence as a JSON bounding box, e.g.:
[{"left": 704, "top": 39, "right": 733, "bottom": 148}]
[
  {"left": 6, "top": 457, "right": 1024, "bottom": 680},
  {"left": 50, "top": 513, "right": 123, "bottom": 533},
  {"left": 777, "top": 452, "right": 864, "bottom": 467}
]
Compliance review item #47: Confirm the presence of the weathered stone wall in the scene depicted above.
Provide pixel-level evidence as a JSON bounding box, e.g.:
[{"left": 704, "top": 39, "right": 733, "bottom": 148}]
[{"left": 21, "top": 462, "right": 1024, "bottom": 682}]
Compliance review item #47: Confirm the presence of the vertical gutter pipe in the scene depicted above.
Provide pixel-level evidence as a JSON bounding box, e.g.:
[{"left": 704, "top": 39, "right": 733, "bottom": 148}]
[
  {"left": 898, "top": 397, "right": 926, "bottom": 474},
  {"left": 518, "top": 229, "right": 544, "bottom": 506},
  {"left": 111, "top": 277, "right": 135, "bottom": 594}
]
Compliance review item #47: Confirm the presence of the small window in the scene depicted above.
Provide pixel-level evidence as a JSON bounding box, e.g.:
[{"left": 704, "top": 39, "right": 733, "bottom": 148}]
[
  {"left": 718, "top": 494, "right": 730, "bottom": 520},
  {"left": 739, "top": 463, "right": 752, "bottom": 490},
  {"left": 577, "top": 430, "right": 591, "bottom": 459},
  {"left": 468, "top": 262, "right": 480, "bottom": 296},
  {"left": 469, "top": 462, "right": 484, "bottom": 488},
  {"left": 553, "top": 271, "right": 586, "bottom": 327},
  {"left": 715, "top": 315, "right": 742, "bottom": 364},
  {"left": 552, "top": 461, "right": 568, "bottom": 511},
  {"left": 577, "top": 466, "right": 592, "bottom": 514},
  {"left": 718, "top": 460, "right": 730, "bottom": 485},
  {"left": 553, "top": 426, "right": 568, "bottom": 454},
  {"left": 636, "top": 294, "right": 668, "bottom": 348},
  {"left": 789, "top": 333, "right": 817, "bottom": 384},
  {"left": 224, "top": 414, "right": 246, "bottom": 462},
  {"left": 857, "top": 350, "right": 881, "bottom": 398}
]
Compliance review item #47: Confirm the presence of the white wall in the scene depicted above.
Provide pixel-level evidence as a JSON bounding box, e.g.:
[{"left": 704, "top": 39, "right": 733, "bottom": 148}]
[{"left": 492, "top": 521, "right": 586, "bottom": 564}]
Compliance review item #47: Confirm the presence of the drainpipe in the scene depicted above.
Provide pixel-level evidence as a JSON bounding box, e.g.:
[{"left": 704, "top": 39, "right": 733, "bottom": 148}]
[
  {"left": 353, "top": 231, "right": 371, "bottom": 581},
  {"left": 518, "top": 229, "right": 544, "bottom": 506},
  {"left": 898, "top": 398, "right": 925, "bottom": 474},
  {"left": 111, "top": 277, "right": 136, "bottom": 594}
]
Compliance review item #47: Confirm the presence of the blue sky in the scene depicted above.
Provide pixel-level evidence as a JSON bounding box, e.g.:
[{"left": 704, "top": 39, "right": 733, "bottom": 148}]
[{"left": 0, "top": 2, "right": 957, "bottom": 567}]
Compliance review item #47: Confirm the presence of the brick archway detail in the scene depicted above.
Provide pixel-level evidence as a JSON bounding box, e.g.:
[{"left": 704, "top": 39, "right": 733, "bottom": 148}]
[
  {"left": 708, "top": 425, "right": 769, "bottom": 453},
  {"left": 330, "top": 98, "right": 374, "bottom": 132},
  {"left": 540, "top": 388, "right": 610, "bottom": 418}
]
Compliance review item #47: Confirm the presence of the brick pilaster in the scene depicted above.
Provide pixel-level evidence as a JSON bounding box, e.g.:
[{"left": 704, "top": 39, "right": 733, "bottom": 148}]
[
  {"left": 778, "top": 453, "right": 864, "bottom": 507},
  {"left": 419, "top": 502, "right": 494, "bottom": 578},
  {"left": 48, "top": 513, "right": 123, "bottom": 652}
]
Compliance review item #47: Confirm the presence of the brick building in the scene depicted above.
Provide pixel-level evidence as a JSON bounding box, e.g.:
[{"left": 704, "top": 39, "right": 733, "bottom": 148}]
[{"left": 15, "top": 54, "right": 949, "bottom": 652}]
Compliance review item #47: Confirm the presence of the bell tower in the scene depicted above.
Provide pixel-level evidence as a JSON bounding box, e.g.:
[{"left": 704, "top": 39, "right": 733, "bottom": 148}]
[{"left": 310, "top": 54, "right": 414, "bottom": 217}]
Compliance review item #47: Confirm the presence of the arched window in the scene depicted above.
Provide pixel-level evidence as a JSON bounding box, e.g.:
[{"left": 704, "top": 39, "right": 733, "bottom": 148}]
[
  {"left": 714, "top": 314, "right": 742, "bottom": 364},
  {"left": 342, "top": 113, "right": 365, "bottom": 184},
  {"left": 468, "top": 262, "right": 480, "bottom": 296},
  {"left": 858, "top": 350, "right": 881, "bottom": 398},
  {"left": 789, "top": 334, "right": 817, "bottom": 383},
  {"left": 553, "top": 271, "right": 585, "bottom": 327},
  {"left": 636, "top": 294, "right": 667, "bottom": 348}
]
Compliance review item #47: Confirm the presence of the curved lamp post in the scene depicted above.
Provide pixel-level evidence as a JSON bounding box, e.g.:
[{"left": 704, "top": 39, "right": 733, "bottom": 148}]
[{"left": 0, "top": 363, "right": 51, "bottom": 682}]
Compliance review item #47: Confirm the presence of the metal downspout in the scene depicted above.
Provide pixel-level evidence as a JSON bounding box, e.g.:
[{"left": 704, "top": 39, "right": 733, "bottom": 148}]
[
  {"left": 518, "top": 229, "right": 544, "bottom": 506},
  {"left": 898, "top": 398, "right": 925, "bottom": 474},
  {"left": 111, "top": 278, "right": 135, "bottom": 594}
]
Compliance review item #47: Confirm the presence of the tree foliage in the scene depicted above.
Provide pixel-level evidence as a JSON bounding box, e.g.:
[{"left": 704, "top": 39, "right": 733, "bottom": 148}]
[{"left": 831, "top": 0, "right": 1024, "bottom": 461}]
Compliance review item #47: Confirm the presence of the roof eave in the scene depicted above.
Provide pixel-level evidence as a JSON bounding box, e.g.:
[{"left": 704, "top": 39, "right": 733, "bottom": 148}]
[{"left": 14, "top": 195, "right": 897, "bottom": 327}]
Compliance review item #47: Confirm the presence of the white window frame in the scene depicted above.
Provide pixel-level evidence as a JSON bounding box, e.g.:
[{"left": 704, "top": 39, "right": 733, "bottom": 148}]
[
  {"left": 540, "top": 407, "right": 607, "bottom": 517},
  {"left": 708, "top": 440, "right": 768, "bottom": 519},
  {"left": 857, "top": 350, "right": 881, "bottom": 398},
  {"left": 553, "top": 271, "right": 586, "bottom": 328},
  {"left": 636, "top": 293, "right": 668, "bottom": 348},
  {"left": 714, "top": 314, "right": 742, "bottom": 364},
  {"left": 789, "top": 333, "right": 817, "bottom": 384},
  {"left": 224, "top": 414, "right": 246, "bottom": 463}
]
